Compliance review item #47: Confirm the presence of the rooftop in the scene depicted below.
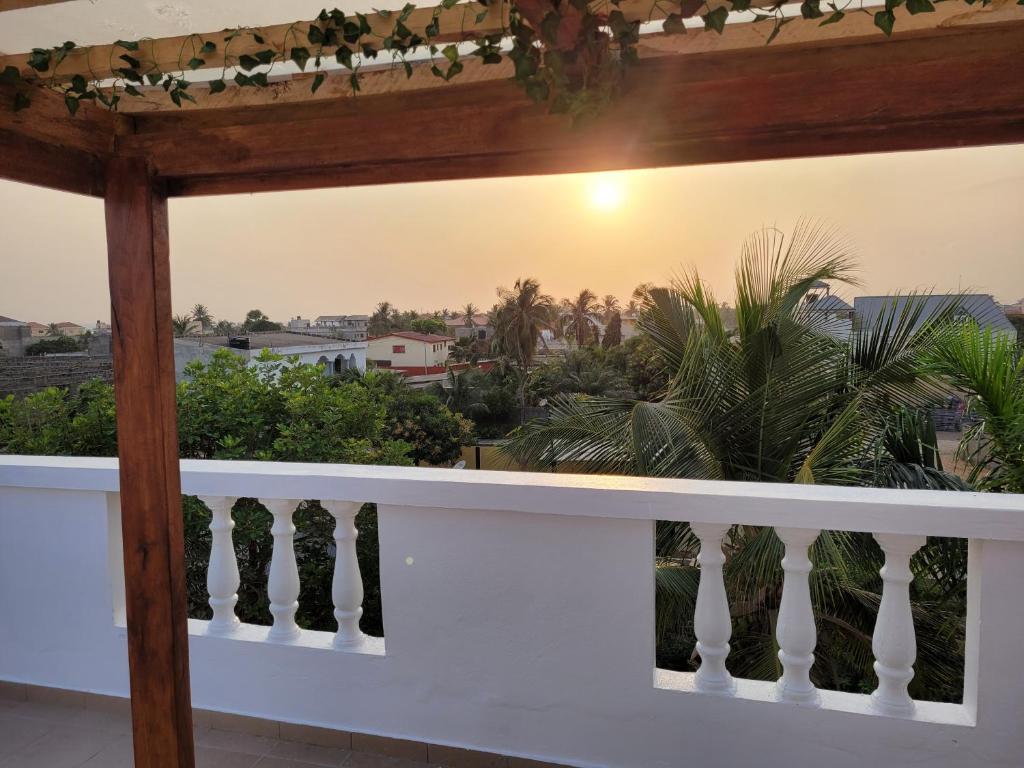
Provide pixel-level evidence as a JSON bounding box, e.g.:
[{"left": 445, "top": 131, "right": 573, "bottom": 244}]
[
  {"left": 183, "top": 332, "right": 364, "bottom": 349},
  {"left": 370, "top": 331, "right": 455, "bottom": 343}
]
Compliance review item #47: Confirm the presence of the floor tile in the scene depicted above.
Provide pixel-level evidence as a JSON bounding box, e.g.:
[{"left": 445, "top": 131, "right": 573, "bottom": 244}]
[
  {"left": 0, "top": 715, "right": 54, "bottom": 759},
  {"left": 195, "top": 746, "right": 263, "bottom": 768},
  {"left": 196, "top": 726, "right": 277, "bottom": 756},
  {"left": 265, "top": 739, "right": 350, "bottom": 766},
  {"left": 0, "top": 722, "right": 115, "bottom": 768}
]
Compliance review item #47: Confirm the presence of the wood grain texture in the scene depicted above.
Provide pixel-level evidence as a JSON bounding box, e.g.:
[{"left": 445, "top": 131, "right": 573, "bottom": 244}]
[
  {"left": 0, "top": 0, "right": 75, "bottom": 11},
  {"left": 112, "top": 22, "right": 1024, "bottom": 197},
  {"left": 104, "top": 157, "right": 195, "bottom": 768},
  {"left": 0, "top": 128, "right": 103, "bottom": 195},
  {"left": 112, "top": 2, "right": 1024, "bottom": 114},
  {"left": 0, "top": 0, "right": 791, "bottom": 83}
]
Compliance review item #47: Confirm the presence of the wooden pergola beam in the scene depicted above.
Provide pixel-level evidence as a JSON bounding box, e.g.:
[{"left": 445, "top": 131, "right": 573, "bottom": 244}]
[
  {"left": 104, "top": 156, "right": 195, "bottom": 768},
  {"left": 0, "top": 0, "right": 787, "bottom": 83},
  {"left": 111, "top": 20, "right": 1024, "bottom": 197},
  {"left": 109, "top": 2, "right": 1024, "bottom": 114},
  {"left": 0, "top": 0, "right": 75, "bottom": 11}
]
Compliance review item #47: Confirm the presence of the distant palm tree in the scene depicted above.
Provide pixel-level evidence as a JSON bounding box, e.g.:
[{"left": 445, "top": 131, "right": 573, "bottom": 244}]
[
  {"left": 191, "top": 304, "right": 213, "bottom": 333},
  {"left": 46, "top": 322, "right": 63, "bottom": 337},
  {"left": 462, "top": 303, "right": 479, "bottom": 326},
  {"left": 370, "top": 302, "right": 393, "bottom": 335},
  {"left": 598, "top": 294, "right": 620, "bottom": 320},
  {"left": 561, "top": 289, "right": 599, "bottom": 347},
  {"left": 171, "top": 314, "right": 193, "bottom": 337},
  {"left": 492, "top": 277, "right": 554, "bottom": 422},
  {"left": 631, "top": 283, "right": 655, "bottom": 304}
]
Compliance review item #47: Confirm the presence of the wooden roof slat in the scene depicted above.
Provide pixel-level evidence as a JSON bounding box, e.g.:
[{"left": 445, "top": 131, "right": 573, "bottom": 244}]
[
  {"left": 0, "top": 0, "right": 788, "bottom": 83},
  {"left": 0, "top": 0, "right": 75, "bottom": 11},
  {"left": 111, "top": 2, "right": 1024, "bottom": 114},
  {"left": 107, "top": 20, "right": 1024, "bottom": 197}
]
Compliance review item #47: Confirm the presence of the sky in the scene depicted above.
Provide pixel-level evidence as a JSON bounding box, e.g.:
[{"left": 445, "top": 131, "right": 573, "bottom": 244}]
[{"left": 0, "top": 143, "right": 1022, "bottom": 326}]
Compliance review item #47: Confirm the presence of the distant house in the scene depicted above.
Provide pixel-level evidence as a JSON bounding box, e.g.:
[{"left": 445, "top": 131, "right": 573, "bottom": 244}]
[
  {"left": 368, "top": 331, "right": 454, "bottom": 374},
  {"left": 54, "top": 322, "right": 87, "bottom": 337},
  {"left": 26, "top": 322, "right": 49, "bottom": 338},
  {"left": 444, "top": 314, "right": 493, "bottom": 342},
  {"left": 314, "top": 314, "right": 370, "bottom": 342},
  {"left": 1003, "top": 297, "right": 1024, "bottom": 315},
  {"left": 853, "top": 294, "right": 1016, "bottom": 341},
  {"left": 0, "top": 316, "right": 31, "bottom": 357},
  {"left": 803, "top": 284, "right": 854, "bottom": 340},
  {"left": 287, "top": 317, "right": 311, "bottom": 331},
  {"left": 174, "top": 331, "right": 367, "bottom": 382}
]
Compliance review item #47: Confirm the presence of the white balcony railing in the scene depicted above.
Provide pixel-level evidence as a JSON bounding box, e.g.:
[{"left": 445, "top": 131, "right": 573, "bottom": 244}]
[{"left": 1, "top": 456, "right": 1023, "bottom": 767}]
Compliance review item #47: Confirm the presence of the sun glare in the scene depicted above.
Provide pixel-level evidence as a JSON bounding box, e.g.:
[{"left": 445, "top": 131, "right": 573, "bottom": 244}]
[{"left": 588, "top": 177, "right": 625, "bottom": 211}]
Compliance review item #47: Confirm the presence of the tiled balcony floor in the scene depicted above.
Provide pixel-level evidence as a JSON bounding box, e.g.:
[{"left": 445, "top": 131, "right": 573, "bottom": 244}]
[{"left": 0, "top": 691, "right": 490, "bottom": 768}]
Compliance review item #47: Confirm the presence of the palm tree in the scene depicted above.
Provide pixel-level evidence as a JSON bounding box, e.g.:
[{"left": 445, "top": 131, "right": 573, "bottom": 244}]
[
  {"left": 597, "top": 294, "right": 620, "bottom": 321},
  {"left": 561, "top": 289, "right": 599, "bottom": 347},
  {"left": 370, "top": 302, "right": 393, "bottom": 335},
  {"left": 929, "top": 322, "right": 1024, "bottom": 492},
  {"left": 46, "top": 322, "right": 63, "bottom": 337},
  {"left": 171, "top": 314, "right": 193, "bottom": 336},
  {"left": 631, "top": 282, "right": 655, "bottom": 305},
  {"left": 491, "top": 277, "right": 554, "bottom": 422},
  {"left": 506, "top": 221, "right": 968, "bottom": 698},
  {"left": 462, "top": 303, "right": 479, "bottom": 326},
  {"left": 191, "top": 304, "right": 213, "bottom": 333}
]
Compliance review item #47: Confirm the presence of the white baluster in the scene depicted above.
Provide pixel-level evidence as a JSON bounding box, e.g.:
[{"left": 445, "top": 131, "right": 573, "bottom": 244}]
[
  {"left": 871, "top": 533, "right": 926, "bottom": 716},
  {"left": 691, "top": 522, "right": 735, "bottom": 694},
  {"left": 775, "top": 527, "right": 820, "bottom": 705},
  {"left": 323, "top": 501, "right": 366, "bottom": 649},
  {"left": 263, "top": 498, "right": 301, "bottom": 642},
  {"left": 198, "top": 495, "right": 240, "bottom": 635}
]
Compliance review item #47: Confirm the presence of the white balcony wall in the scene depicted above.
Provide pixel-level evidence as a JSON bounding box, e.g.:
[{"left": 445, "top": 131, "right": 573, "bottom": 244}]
[{"left": 2, "top": 457, "right": 1024, "bottom": 768}]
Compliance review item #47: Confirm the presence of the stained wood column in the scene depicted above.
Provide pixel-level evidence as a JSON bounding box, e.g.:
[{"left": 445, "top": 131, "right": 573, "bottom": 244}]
[{"left": 104, "top": 156, "right": 195, "bottom": 768}]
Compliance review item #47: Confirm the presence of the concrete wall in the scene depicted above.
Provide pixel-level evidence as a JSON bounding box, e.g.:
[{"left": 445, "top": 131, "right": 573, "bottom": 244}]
[
  {"left": 2, "top": 458, "right": 1024, "bottom": 768},
  {"left": 0, "top": 356, "right": 113, "bottom": 397},
  {"left": 369, "top": 337, "right": 452, "bottom": 368}
]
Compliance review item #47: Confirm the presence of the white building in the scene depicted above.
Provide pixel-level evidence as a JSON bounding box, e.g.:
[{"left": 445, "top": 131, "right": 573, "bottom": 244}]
[
  {"left": 174, "top": 331, "right": 367, "bottom": 381},
  {"left": 368, "top": 331, "right": 454, "bottom": 373},
  {"left": 314, "top": 314, "right": 370, "bottom": 342}
]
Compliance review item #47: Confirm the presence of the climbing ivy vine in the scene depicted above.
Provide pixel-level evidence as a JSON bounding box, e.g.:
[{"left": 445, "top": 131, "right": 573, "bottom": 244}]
[{"left": 0, "top": 0, "right": 1011, "bottom": 119}]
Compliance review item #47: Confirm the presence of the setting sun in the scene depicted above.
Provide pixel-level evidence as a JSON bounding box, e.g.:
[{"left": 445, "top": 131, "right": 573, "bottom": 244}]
[{"left": 588, "top": 177, "right": 625, "bottom": 211}]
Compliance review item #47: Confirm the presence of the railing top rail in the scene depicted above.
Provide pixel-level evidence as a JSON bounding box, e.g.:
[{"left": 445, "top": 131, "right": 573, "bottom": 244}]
[{"left": 1, "top": 455, "right": 1023, "bottom": 541}]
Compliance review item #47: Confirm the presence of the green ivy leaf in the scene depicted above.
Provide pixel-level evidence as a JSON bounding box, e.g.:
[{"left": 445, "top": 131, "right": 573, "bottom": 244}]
[
  {"left": 399, "top": 3, "right": 416, "bottom": 21},
  {"left": 801, "top": 0, "right": 824, "bottom": 18},
  {"left": 702, "top": 6, "right": 729, "bottom": 33},
  {"left": 475, "top": 10, "right": 489, "bottom": 22},
  {"left": 312, "top": 72, "right": 326, "bottom": 92},
  {"left": 442, "top": 44, "right": 459, "bottom": 63},
  {"left": 208, "top": 79, "right": 227, "bottom": 94},
  {"left": 170, "top": 89, "right": 182, "bottom": 107},
  {"left": 250, "top": 72, "right": 270, "bottom": 87},
  {"left": 234, "top": 72, "right": 252, "bottom": 86},
  {"left": 146, "top": 73, "right": 162, "bottom": 86},
  {"left": 308, "top": 24, "right": 326, "bottom": 45},
  {"left": 187, "top": 57, "right": 205, "bottom": 70},
  {"left": 255, "top": 49, "right": 276, "bottom": 65},
  {"left": 426, "top": 16, "right": 440, "bottom": 37},
  {"left": 0, "top": 65, "right": 20, "bottom": 84},
  {"left": 663, "top": 13, "right": 686, "bottom": 34},
  {"left": 336, "top": 47, "right": 354, "bottom": 68},
  {"left": 349, "top": 72, "right": 361, "bottom": 93},
  {"left": 874, "top": 9, "right": 896, "bottom": 35},
  {"left": 13, "top": 92, "right": 30, "bottom": 112},
  {"left": 540, "top": 12, "right": 561, "bottom": 43},
  {"left": 482, "top": 52, "right": 502, "bottom": 64},
  {"left": 201, "top": 41, "right": 217, "bottom": 54},
  {"left": 820, "top": 9, "right": 845, "bottom": 24},
  {"left": 403, "top": 59, "right": 413, "bottom": 78},
  {"left": 291, "top": 46, "right": 311, "bottom": 70},
  {"left": 253, "top": 33, "right": 266, "bottom": 44},
  {"left": 70, "top": 74, "right": 88, "bottom": 94},
  {"left": 64, "top": 93, "right": 79, "bottom": 115},
  {"left": 119, "top": 53, "right": 141, "bottom": 69},
  {"left": 238, "top": 54, "right": 260, "bottom": 71},
  {"left": 906, "top": 0, "right": 935, "bottom": 12},
  {"left": 731, "top": 0, "right": 752, "bottom": 10},
  {"left": 124, "top": 84, "right": 143, "bottom": 97},
  {"left": 115, "top": 40, "right": 140, "bottom": 51},
  {"left": 27, "top": 49, "right": 52, "bottom": 73}
]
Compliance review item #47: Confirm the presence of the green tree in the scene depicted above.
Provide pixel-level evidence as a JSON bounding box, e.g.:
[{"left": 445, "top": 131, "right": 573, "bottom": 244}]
[
  {"left": 25, "top": 335, "right": 83, "bottom": 355},
  {"left": 506, "top": 222, "right": 970, "bottom": 699},
  {"left": 242, "top": 309, "right": 282, "bottom": 333},
  {"left": 491, "top": 277, "right": 554, "bottom": 423},
  {"left": 602, "top": 311, "right": 622, "bottom": 348},
  {"left": 561, "top": 288, "right": 599, "bottom": 347},
  {"left": 191, "top": 303, "right": 213, "bottom": 333},
  {"left": 929, "top": 323, "right": 1024, "bottom": 492},
  {"left": 172, "top": 314, "right": 193, "bottom": 336}
]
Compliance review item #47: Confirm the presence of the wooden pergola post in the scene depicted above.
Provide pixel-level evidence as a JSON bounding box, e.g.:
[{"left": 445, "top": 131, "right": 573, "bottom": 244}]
[{"left": 104, "top": 156, "right": 195, "bottom": 768}]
